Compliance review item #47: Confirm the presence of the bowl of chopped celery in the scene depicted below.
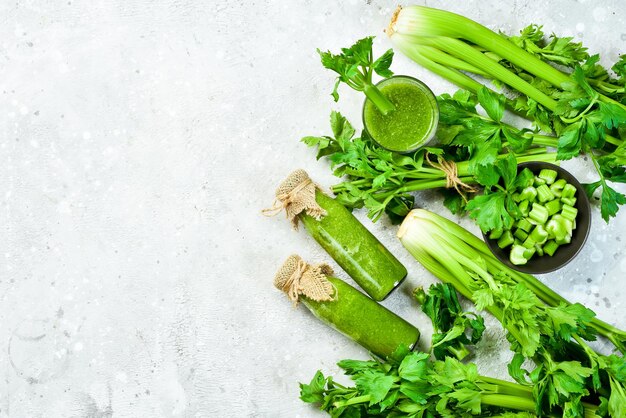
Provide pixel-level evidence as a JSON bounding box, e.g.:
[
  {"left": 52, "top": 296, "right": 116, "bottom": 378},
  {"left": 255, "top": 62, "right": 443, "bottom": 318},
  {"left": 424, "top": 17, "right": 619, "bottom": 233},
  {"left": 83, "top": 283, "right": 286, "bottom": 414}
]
[{"left": 482, "top": 162, "right": 591, "bottom": 274}]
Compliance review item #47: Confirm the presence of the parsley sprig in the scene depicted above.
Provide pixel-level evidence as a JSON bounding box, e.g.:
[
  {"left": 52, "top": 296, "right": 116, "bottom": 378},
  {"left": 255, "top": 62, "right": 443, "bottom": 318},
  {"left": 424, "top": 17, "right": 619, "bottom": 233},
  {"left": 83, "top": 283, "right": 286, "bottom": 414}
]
[
  {"left": 465, "top": 155, "right": 534, "bottom": 232},
  {"left": 301, "top": 345, "right": 544, "bottom": 417},
  {"left": 318, "top": 37, "right": 396, "bottom": 114},
  {"left": 414, "top": 283, "right": 485, "bottom": 361}
]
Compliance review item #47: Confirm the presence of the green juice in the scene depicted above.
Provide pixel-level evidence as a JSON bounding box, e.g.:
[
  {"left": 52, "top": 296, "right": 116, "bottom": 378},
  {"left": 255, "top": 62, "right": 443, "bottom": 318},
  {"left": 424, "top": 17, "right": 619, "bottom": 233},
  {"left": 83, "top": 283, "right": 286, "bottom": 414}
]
[
  {"left": 363, "top": 76, "right": 438, "bottom": 153},
  {"left": 300, "top": 191, "right": 407, "bottom": 301},
  {"left": 302, "top": 277, "right": 420, "bottom": 358}
]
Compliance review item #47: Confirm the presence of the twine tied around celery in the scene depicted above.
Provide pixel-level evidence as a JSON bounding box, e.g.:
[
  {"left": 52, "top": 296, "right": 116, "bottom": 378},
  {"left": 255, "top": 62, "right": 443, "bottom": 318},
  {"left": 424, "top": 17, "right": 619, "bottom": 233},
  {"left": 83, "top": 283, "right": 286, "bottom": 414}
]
[
  {"left": 425, "top": 153, "right": 477, "bottom": 201},
  {"left": 262, "top": 169, "right": 327, "bottom": 229},
  {"left": 274, "top": 255, "right": 336, "bottom": 305}
]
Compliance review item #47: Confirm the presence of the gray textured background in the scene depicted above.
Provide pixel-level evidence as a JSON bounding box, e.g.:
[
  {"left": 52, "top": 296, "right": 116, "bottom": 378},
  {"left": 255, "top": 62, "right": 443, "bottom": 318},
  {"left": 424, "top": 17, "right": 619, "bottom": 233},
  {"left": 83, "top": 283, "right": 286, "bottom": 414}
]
[{"left": 1, "top": 0, "right": 624, "bottom": 417}]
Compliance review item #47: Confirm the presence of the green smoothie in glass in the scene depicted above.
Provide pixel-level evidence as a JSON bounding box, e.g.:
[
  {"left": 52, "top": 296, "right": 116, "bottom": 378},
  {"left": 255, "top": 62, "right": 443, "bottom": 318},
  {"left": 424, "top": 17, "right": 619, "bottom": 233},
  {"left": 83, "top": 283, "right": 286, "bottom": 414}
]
[
  {"left": 318, "top": 37, "right": 439, "bottom": 154},
  {"left": 363, "top": 76, "right": 439, "bottom": 153}
]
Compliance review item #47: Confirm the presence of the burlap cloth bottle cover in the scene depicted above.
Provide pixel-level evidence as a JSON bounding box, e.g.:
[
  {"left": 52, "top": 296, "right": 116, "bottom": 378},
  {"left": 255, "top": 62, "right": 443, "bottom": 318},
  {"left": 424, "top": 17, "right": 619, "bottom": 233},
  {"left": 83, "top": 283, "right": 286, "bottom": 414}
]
[
  {"left": 274, "top": 255, "right": 336, "bottom": 305},
  {"left": 262, "top": 169, "right": 327, "bottom": 229}
]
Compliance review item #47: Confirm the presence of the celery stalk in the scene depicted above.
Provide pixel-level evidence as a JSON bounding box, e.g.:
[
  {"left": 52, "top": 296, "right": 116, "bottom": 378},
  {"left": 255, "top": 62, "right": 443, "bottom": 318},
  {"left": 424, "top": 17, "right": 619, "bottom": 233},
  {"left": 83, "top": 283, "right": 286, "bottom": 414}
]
[
  {"left": 388, "top": 5, "right": 626, "bottom": 112},
  {"left": 399, "top": 34, "right": 558, "bottom": 109}
]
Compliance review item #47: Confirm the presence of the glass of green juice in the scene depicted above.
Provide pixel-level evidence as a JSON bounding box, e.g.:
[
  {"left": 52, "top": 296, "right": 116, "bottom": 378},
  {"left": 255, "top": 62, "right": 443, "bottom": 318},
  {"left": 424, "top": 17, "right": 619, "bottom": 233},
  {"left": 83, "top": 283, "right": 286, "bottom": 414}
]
[{"left": 362, "top": 75, "right": 439, "bottom": 153}]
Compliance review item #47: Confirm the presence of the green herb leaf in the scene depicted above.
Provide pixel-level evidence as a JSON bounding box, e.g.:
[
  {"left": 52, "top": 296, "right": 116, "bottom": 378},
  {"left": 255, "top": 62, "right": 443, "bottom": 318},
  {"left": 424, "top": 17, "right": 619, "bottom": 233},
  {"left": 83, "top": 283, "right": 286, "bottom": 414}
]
[
  {"left": 373, "top": 49, "right": 394, "bottom": 78},
  {"left": 508, "top": 353, "right": 531, "bottom": 385},
  {"left": 398, "top": 352, "right": 430, "bottom": 382},
  {"left": 343, "top": 36, "right": 373, "bottom": 65},
  {"left": 571, "top": 65, "right": 597, "bottom": 98},
  {"left": 556, "top": 122, "right": 583, "bottom": 160},
  {"left": 440, "top": 189, "right": 467, "bottom": 215},
  {"left": 354, "top": 370, "right": 395, "bottom": 405},
  {"left": 612, "top": 55, "right": 626, "bottom": 82},
  {"left": 600, "top": 183, "right": 626, "bottom": 222},
  {"left": 608, "top": 377, "right": 626, "bottom": 418},
  {"left": 502, "top": 125, "right": 532, "bottom": 153},
  {"left": 330, "top": 111, "right": 356, "bottom": 144},
  {"left": 338, "top": 359, "right": 379, "bottom": 375},
  {"left": 466, "top": 154, "right": 523, "bottom": 232},
  {"left": 299, "top": 370, "right": 327, "bottom": 404},
  {"left": 448, "top": 387, "right": 482, "bottom": 414},
  {"left": 467, "top": 191, "right": 513, "bottom": 232},
  {"left": 477, "top": 86, "right": 506, "bottom": 122},
  {"left": 416, "top": 284, "right": 485, "bottom": 361},
  {"left": 318, "top": 37, "right": 396, "bottom": 114}
]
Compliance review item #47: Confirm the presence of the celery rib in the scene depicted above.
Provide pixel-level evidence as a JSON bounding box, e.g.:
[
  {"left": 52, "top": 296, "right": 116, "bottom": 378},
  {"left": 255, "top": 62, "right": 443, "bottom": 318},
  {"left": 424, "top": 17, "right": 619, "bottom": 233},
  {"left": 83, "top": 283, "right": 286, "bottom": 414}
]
[
  {"left": 393, "top": 41, "right": 484, "bottom": 92},
  {"left": 404, "top": 35, "right": 558, "bottom": 110}
]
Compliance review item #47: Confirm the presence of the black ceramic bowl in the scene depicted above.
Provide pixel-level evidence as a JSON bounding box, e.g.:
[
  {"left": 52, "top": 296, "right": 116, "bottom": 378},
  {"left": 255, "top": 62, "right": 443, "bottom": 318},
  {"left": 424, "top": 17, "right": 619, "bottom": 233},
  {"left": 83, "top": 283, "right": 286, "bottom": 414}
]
[{"left": 482, "top": 161, "right": 591, "bottom": 274}]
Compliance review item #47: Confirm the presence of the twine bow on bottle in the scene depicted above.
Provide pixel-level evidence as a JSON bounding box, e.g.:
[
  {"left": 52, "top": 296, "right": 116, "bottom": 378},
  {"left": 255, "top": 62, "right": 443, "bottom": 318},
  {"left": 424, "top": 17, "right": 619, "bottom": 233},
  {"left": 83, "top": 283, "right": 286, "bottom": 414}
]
[
  {"left": 273, "top": 255, "right": 336, "bottom": 306},
  {"left": 262, "top": 169, "right": 327, "bottom": 229}
]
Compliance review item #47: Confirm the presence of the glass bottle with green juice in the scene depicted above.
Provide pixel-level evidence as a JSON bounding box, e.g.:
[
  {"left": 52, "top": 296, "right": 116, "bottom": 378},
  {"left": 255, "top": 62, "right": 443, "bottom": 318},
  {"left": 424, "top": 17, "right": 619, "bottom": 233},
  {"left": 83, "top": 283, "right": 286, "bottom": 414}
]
[
  {"left": 273, "top": 255, "right": 420, "bottom": 358},
  {"left": 266, "top": 169, "right": 406, "bottom": 301}
]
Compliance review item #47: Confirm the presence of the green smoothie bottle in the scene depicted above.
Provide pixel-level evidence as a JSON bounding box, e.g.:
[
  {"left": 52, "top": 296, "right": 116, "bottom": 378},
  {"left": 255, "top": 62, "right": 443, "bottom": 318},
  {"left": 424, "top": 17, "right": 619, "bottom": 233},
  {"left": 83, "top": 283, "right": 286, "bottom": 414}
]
[
  {"left": 274, "top": 255, "right": 420, "bottom": 358},
  {"left": 267, "top": 169, "right": 407, "bottom": 301}
]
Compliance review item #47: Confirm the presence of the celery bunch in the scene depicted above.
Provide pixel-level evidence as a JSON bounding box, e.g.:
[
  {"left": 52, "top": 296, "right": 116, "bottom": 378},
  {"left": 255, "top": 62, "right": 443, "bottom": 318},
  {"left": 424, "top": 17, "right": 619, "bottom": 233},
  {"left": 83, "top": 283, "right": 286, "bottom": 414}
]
[
  {"left": 398, "top": 209, "right": 626, "bottom": 417},
  {"left": 388, "top": 6, "right": 626, "bottom": 222}
]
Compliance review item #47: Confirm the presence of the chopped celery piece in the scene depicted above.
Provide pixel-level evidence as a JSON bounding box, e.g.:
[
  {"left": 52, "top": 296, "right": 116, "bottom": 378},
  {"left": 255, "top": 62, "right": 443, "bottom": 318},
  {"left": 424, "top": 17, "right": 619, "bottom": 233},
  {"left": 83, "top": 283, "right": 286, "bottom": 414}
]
[
  {"left": 536, "top": 184, "right": 554, "bottom": 203},
  {"left": 561, "top": 197, "right": 577, "bottom": 207},
  {"left": 552, "top": 214, "right": 573, "bottom": 235},
  {"left": 555, "top": 234, "right": 572, "bottom": 245},
  {"left": 550, "top": 179, "right": 566, "bottom": 197},
  {"left": 544, "top": 240, "right": 559, "bottom": 256},
  {"left": 497, "top": 230, "right": 514, "bottom": 248},
  {"left": 545, "top": 199, "right": 562, "bottom": 216},
  {"left": 510, "top": 244, "right": 529, "bottom": 265},
  {"left": 535, "top": 244, "right": 544, "bottom": 257},
  {"left": 522, "top": 237, "right": 536, "bottom": 249},
  {"left": 529, "top": 225, "right": 548, "bottom": 245},
  {"left": 561, "top": 184, "right": 577, "bottom": 199},
  {"left": 489, "top": 228, "right": 503, "bottom": 240},
  {"left": 533, "top": 177, "right": 546, "bottom": 187},
  {"left": 546, "top": 218, "right": 568, "bottom": 241},
  {"left": 512, "top": 192, "right": 521, "bottom": 202},
  {"left": 538, "top": 169, "right": 558, "bottom": 185},
  {"left": 563, "top": 219, "right": 574, "bottom": 235},
  {"left": 519, "top": 200, "right": 530, "bottom": 216},
  {"left": 561, "top": 204, "right": 578, "bottom": 222},
  {"left": 520, "top": 186, "right": 537, "bottom": 202},
  {"left": 523, "top": 246, "right": 536, "bottom": 259},
  {"left": 529, "top": 203, "right": 549, "bottom": 224},
  {"left": 514, "top": 228, "right": 528, "bottom": 241},
  {"left": 517, "top": 218, "right": 532, "bottom": 233}
]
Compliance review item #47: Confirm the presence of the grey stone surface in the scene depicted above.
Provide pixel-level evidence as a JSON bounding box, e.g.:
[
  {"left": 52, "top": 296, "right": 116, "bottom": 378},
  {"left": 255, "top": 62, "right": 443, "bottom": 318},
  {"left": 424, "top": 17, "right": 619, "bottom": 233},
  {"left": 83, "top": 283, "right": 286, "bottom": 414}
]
[{"left": 0, "top": 0, "right": 624, "bottom": 416}]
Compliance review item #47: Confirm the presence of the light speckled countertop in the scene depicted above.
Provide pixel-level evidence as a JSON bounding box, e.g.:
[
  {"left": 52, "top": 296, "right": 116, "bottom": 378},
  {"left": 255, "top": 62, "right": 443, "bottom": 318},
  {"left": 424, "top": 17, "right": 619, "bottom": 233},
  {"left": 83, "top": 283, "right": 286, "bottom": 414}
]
[{"left": 1, "top": 0, "right": 624, "bottom": 417}]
